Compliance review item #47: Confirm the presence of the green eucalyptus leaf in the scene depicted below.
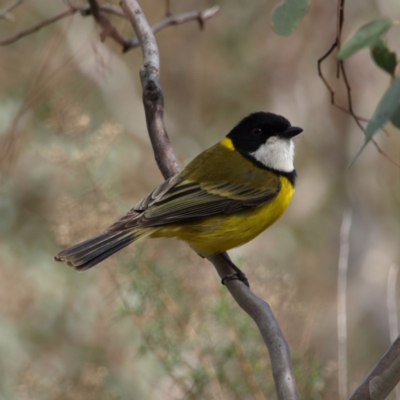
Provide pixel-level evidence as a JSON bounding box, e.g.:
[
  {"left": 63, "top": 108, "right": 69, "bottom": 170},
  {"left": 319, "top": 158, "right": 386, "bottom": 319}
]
[
  {"left": 390, "top": 103, "right": 400, "bottom": 129},
  {"left": 366, "top": 77, "right": 400, "bottom": 139},
  {"left": 371, "top": 39, "right": 397, "bottom": 75},
  {"left": 350, "top": 78, "right": 400, "bottom": 166},
  {"left": 338, "top": 18, "right": 393, "bottom": 60},
  {"left": 271, "top": 0, "right": 310, "bottom": 36}
]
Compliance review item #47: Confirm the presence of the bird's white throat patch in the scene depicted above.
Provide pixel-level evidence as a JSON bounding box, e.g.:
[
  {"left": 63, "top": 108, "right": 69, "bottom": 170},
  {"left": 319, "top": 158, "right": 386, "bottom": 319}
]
[{"left": 250, "top": 137, "right": 295, "bottom": 172}]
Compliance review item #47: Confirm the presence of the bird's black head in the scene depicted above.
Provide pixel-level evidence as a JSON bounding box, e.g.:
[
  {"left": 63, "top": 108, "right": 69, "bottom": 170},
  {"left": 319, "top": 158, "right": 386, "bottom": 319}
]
[{"left": 227, "top": 112, "right": 302, "bottom": 153}]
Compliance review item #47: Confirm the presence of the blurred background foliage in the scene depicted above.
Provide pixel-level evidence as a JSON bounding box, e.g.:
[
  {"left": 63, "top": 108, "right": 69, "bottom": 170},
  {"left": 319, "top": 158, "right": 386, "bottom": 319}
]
[{"left": 0, "top": 0, "right": 399, "bottom": 399}]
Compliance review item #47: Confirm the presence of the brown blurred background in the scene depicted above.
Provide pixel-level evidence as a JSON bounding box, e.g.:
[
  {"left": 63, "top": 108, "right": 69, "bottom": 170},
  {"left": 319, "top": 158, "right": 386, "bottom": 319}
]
[{"left": 0, "top": 0, "right": 399, "bottom": 398}]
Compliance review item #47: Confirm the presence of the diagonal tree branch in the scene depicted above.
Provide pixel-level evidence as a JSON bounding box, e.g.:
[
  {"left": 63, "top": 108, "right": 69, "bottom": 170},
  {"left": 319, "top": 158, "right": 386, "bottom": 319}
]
[
  {"left": 348, "top": 336, "right": 400, "bottom": 400},
  {"left": 208, "top": 254, "right": 300, "bottom": 399},
  {"left": 119, "top": 1, "right": 299, "bottom": 399},
  {"left": 0, "top": 7, "right": 77, "bottom": 46}
]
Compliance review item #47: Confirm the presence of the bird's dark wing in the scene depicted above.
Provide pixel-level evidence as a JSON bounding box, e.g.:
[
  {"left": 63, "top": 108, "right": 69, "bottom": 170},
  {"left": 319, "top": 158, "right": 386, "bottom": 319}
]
[
  {"left": 105, "top": 173, "right": 183, "bottom": 232},
  {"left": 105, "top": 143, "right": 282, "bottom": 232},
  {"left": 106, "top": 175, "right": 281, "bottom": 232}
]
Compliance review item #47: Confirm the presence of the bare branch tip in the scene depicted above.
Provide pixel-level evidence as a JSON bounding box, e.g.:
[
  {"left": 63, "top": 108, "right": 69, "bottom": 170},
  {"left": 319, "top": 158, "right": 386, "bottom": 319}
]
[{"left": 203, "top": 5, "right": 220, "bottom": 18}]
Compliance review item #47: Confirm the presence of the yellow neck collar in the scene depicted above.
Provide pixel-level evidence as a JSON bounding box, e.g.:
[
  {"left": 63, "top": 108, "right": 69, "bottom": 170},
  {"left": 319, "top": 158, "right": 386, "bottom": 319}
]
[{"left": 220, "top": 137, "right": 234, "bottom": 150}]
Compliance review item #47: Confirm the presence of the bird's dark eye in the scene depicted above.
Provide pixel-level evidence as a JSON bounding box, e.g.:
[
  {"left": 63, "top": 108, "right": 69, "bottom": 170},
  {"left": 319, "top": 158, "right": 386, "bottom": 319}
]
[{"left": 251, "top": 128, "right": 262, "bottom": 136}]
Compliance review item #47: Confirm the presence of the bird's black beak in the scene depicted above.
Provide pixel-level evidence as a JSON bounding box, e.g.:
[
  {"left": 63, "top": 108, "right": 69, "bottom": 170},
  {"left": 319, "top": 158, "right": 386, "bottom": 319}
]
[{"left": 282, "top": 126, "right": 303, "bottom": 138}]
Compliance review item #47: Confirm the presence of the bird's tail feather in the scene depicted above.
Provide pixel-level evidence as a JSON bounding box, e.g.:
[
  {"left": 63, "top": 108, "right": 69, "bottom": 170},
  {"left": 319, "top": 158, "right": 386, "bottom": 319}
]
[{"left": 54, "top": 228, "right": 156, "bottom": 271}]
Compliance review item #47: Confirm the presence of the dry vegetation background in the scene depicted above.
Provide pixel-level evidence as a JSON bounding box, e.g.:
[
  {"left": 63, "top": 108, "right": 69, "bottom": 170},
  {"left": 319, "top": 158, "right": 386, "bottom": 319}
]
[{"left": 0, "top": 0, "right": 400, "bottom": 399}]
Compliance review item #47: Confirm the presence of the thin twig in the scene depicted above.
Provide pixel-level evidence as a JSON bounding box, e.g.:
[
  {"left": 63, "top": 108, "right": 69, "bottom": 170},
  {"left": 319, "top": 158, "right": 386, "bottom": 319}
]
[
  {"left": 348, "top": 336, "right": 400, "bottom": 400},
  {"left": 0, "top": 1, "right": 219, "bottom": 56},
  {"left": 87, "top": 0, "right": 130, "bottom": 49},
  {"left": 122, "top": 6, "right": 220, "bottom": 53},
  {"left": 119, "top": 1, "right": 299, "bottom": 399},
  {"left": 317, "top": 0, "right": 399, "bottom": 168},
  {"left": 317, "top": 40, "right": 338, "bottom": 104},
  {"left": 370, "top": 139, "right": 400, "bottom": 168},
  {"left": 338, "top": 61, "right": 400, "bottom": 168},
  {"left": 152, "top": 6, "right": 219, "bottom": 34},
  {"left": 80, "top": 3, "right": 219, "bottom": 52},
  {"left": 0, "top": 0, "right": 24, "bottom": 21},
  {"left": 337, "top": 210, "right": 352, "bottom": 400},
  {"left": 0, "top": 7, "right": 77, "bottom": 46}
]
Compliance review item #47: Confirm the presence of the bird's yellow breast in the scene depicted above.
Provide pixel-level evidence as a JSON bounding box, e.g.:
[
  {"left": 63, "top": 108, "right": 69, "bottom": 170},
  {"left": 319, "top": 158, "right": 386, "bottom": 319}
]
[{"left": 154, "top": 175, "right": 294, "bottom": 255}]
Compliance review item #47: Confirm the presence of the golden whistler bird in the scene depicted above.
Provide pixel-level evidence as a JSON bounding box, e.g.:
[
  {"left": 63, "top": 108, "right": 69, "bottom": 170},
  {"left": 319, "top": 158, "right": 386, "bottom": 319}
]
[{"left": 55, "top": 112, "right": 302, "bottom": 274}]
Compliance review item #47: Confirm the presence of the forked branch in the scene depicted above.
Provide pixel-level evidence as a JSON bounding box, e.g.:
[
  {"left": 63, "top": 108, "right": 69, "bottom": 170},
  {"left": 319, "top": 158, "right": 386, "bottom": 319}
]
[{"left": 0, "top": 1, "right": 219, "bottom": 53}]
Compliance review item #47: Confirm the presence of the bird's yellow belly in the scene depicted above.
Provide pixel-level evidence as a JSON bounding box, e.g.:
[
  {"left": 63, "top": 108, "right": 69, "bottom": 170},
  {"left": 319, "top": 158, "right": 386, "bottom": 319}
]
[{"left": 152, "top": 176, "right": 294, "bottom": 255}]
